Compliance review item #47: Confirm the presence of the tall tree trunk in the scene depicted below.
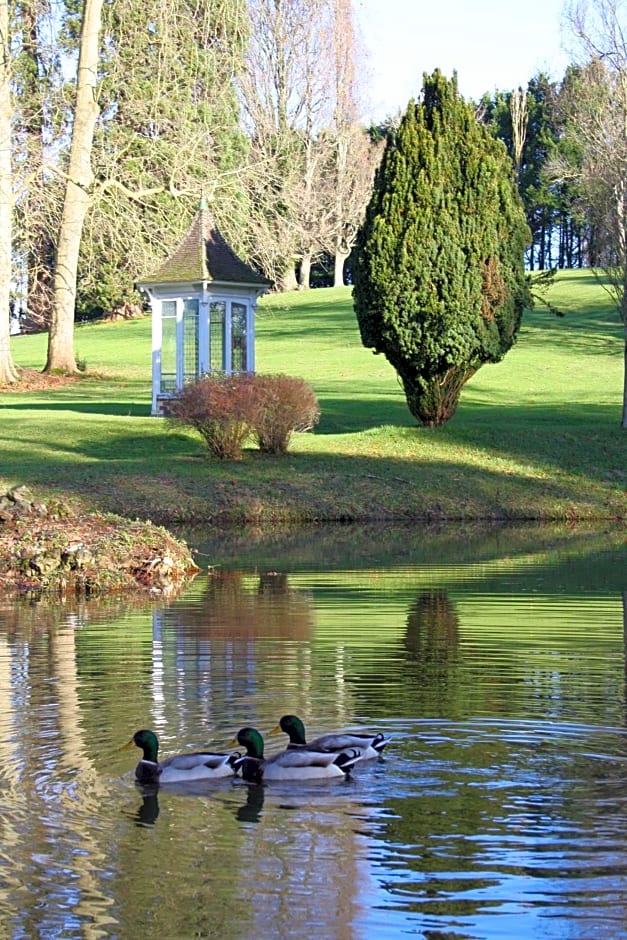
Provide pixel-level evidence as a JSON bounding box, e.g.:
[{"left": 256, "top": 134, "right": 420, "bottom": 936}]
[
  {"left": 298, "top": 251, "right": 311, "bottom": 289},
  {"left": 45, "top": 0, "right": 103, "bottom": 373},
  {"left": 622, "top": 334, "right": 627, "bottom": 428},
  {"left": 622, "top": 315, "right": 627, "bottom": 429},
  {"left": 278, "top": 262, "right": 298, "bottom": 292},
  {"left": 333, "top": 245, "right": 350, "bottom": 287},
  {"left": 510, "top": 88, "right": 527, "bottom": 180},
  {"left": 0, "top": 0, "right": 18, "bottom": 385},
  {"left": 21, "top": 0, "right": 54, "bottom": 332}
]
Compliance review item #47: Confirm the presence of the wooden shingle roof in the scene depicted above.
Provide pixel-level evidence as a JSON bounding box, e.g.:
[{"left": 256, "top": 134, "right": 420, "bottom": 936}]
[{"left": 141, "top": 204, "right": 270, "bottom": 287}]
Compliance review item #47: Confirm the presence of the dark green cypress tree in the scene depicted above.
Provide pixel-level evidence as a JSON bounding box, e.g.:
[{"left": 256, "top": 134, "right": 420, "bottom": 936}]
[{"left": 353, "top": 70, "right": 531, "bottom": 427}]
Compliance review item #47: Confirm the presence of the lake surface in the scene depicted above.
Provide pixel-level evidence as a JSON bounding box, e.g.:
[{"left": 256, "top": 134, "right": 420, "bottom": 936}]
[{"left": 0, "top": 523, "right": 626, "bottom": 939}]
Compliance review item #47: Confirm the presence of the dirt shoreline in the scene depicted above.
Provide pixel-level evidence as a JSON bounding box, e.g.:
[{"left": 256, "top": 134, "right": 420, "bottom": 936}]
[{"left": 0, "top": 485, "right": 199, "bottom": 597}]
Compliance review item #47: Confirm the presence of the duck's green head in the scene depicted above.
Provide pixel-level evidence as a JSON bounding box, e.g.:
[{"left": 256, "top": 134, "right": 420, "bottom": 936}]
[
  {"left": 236, "top": 727, "right": 264, "bottom": 759},
  {"left": 278, "top": 714, "right": 307, "bottom": 745},
  {"left": 127, "top": 729, "right": 159, "bottom": 763}
]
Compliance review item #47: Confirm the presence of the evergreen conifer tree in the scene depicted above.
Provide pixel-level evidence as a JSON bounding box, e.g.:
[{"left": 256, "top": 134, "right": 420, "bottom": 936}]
[{"left": 353, "top": 70, "right": 530, "bottom": 426}]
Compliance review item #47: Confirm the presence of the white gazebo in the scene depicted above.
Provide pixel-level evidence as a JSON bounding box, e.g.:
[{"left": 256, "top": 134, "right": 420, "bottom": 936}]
[{"left": 137, "top": 200, "right": 271, "bottom": 415}]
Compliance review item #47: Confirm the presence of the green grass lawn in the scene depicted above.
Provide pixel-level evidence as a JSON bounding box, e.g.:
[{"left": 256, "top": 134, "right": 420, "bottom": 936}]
[{"left": 1, "top": 268, "right": 625, "bottom": 525}]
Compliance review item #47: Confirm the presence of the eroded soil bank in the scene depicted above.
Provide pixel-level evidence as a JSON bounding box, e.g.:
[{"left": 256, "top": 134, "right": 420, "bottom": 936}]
[{"left": 0, "top": 485, "right": 199, "bottom": 598}]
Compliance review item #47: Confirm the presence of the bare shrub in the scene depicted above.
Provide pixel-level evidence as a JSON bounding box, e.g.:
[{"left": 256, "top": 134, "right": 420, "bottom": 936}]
[
  {"left": 166, "top": 374, "right": 258, "bottom": 459},
  {"left": 251, "top": 374, "right": 320, "bottom": 455}
]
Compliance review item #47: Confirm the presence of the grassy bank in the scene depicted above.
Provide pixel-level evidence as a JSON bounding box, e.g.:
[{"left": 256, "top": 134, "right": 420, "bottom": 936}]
[{"left": 1, "top": 269, "right": 625, "bottom": 525}]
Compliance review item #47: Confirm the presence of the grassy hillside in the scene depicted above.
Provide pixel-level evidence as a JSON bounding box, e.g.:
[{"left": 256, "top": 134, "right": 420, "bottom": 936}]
[{"left": 1, "top": 269, "right": 625, "bottom": 525}]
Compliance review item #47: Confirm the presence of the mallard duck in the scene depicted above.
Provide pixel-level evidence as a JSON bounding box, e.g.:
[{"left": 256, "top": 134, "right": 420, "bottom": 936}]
[
  {"left": 232, "top": 727, "right": 362, "bottom": 783},
  {"left": 124, "top": 729, "right": 239, "bottom": 785},
  {"left": 274, "top": 714, "right": 391, "bottom": 760}
]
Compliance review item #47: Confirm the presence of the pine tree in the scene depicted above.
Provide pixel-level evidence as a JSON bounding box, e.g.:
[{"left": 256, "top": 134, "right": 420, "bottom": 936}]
[
  {"left": 77, "top": 0, "right": 249, "bottom": 320},
  {"left": 353, "top": 71, "right": 530, "bottom": 427}
]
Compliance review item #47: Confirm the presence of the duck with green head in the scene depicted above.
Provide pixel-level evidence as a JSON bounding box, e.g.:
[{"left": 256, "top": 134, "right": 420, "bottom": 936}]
[
  {"left": 232, "top": 727, "right": 362, "bottom": 783},
  {"left": 124, "top": 729, "right": 239, "bottom": 785},
  {"left": 274, "top": 714, "right": 391, "bottom": 760}
]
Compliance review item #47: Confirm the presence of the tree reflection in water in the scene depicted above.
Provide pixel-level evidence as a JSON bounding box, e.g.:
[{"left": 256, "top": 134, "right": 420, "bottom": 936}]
[
  {"left": 404, "top": 590, "right": 460, "bottom": 664},
  {"left": 158, "top": 569, "right": 314, "bottom": 641}
]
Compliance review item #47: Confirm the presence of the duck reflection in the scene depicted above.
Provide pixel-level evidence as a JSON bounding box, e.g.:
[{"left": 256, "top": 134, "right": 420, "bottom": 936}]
[
  {"left": 235, "top": 784, "right": 265, "bottom": 824},
  {"left": 258, "top": 572, "right": 290, "bottom": 596},
  {"left": 134, "top": 787, "right": 160, "bottom": 826},
  {"left": 133, "top": 780, "right": 265, "bottom": 827}
]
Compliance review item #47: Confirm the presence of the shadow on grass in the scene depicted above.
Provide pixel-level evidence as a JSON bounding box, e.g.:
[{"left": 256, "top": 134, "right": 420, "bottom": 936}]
[
  {"left": 3, "top": 410, "right": 625, "bottom": 525},
  {"left": 317, "top": 391, "right": 410, "bottom": 433},
  {"left": 520, "top": 320, "right": 623, "bottom": 354},
  {"left": 3, "top": 393, "right": 624, "bottom": 480},
  {"left": 317, "top": 394, "right": 623, "bottom": 469},
  {"left": 0, "top": 400, "right": 152, "bottom": 417}
]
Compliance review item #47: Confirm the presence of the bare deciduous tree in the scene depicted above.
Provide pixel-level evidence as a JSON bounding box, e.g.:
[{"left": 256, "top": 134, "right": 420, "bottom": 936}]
[
  {"left": 564, "top": 0, "right": 627, "bottom": 427},
  {"left": 320, "top": 123, "right": 382, "bottom": 287},
  {"left": 239, "top": 0, "right": 374, "bottom": 290},
  {"left": 320, "top": 0, "right": 381, "bottom": 286},
  {"left": 0, "top": 0, "right": 17, "bottom": 384},
  {"left": 12, "top": 0, "right": 62, "bottom": 333},
  {"left": 510, "top": 87, "right": 528, "bottom": 180},
  {"left": 11, "top": 0, "right": 246, "bottom": 369},
  {"left": 238, "top": 0, "right": 334, "bottom": 288}
]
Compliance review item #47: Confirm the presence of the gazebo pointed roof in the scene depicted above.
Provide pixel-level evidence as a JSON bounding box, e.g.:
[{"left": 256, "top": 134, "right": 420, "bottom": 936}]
[{"left": 141, "top": 202, "right": 270, "bottom": 288}]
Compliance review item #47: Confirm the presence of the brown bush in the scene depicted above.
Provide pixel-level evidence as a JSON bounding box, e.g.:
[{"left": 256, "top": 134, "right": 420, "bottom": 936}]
[
  {"left": 166, "top": 372, "right": 320, "bottom": 458},
  {"left": 166, "top": 374, "right": 258, "bottom": 459},
  {"left": 251, "top": 374, "right": 320, "bottom": 455}
]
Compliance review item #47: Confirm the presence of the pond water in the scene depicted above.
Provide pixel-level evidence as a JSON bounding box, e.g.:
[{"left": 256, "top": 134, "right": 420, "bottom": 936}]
[{"left": 0, "top": 523, "right": 626, "bottom": 939}]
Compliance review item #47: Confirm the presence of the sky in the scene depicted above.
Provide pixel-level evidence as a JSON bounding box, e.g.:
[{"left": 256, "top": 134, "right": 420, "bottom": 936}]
[{"left": 355, "top": 0, "right": 571, "bottom": 121}]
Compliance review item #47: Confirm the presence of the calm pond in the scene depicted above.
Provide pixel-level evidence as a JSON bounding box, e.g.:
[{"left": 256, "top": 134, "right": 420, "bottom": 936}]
[{"left": 0, "top": 522, "right": 626, "bottom": 939}]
